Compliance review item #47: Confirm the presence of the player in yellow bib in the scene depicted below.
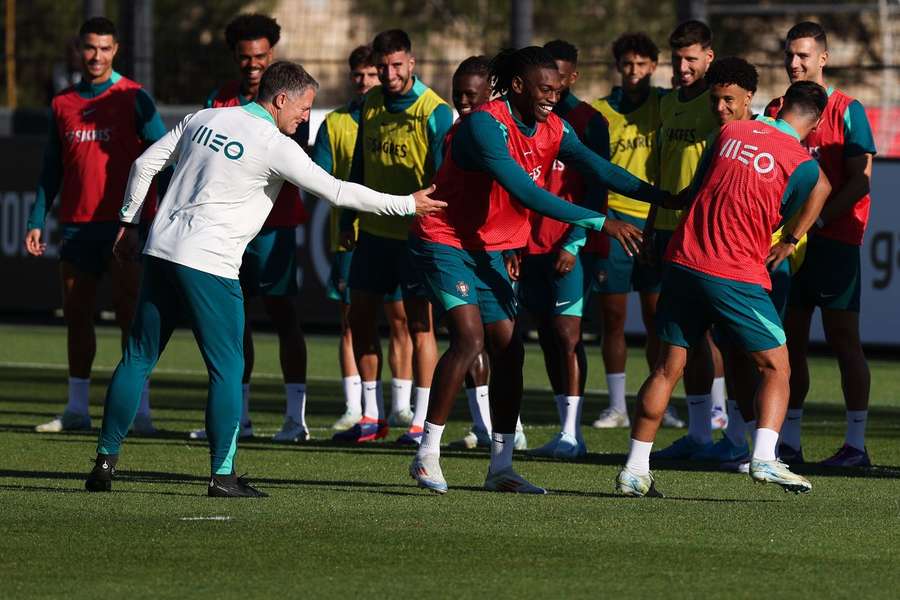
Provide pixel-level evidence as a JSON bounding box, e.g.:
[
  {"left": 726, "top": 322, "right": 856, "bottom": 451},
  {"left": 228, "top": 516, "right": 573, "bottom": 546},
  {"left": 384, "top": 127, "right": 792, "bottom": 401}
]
[
  {"left": 334, "top": 30, "right": 453, "bottom": 445},
  {"left": 312, "top": 45, "right": 417, "bottom": 434},
  {"left": 591, "top": 32, "right": 682, "bottom": 430},
  {"left": 645, "top": 20, "right": 727, "bottom": 461}
]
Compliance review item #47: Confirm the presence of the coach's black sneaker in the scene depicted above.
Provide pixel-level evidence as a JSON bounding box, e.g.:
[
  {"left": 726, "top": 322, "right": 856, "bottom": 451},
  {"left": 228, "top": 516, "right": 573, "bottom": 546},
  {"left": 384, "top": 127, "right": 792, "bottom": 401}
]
[
  {"left": 85, "top": 454, "right": 118, "bottom": 492},
  {"left": 207, "top": 473, "right": 268, "bottom": 498}
]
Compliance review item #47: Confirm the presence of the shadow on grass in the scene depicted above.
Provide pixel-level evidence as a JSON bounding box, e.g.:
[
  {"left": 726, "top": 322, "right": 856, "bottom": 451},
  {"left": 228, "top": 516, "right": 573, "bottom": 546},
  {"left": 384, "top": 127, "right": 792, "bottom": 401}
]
[
  {"left": 9, "top": 426, "right": 900, "bottom": 480},
  {"left": 0, "top": 483, "right": 200, "bottom": 498}
]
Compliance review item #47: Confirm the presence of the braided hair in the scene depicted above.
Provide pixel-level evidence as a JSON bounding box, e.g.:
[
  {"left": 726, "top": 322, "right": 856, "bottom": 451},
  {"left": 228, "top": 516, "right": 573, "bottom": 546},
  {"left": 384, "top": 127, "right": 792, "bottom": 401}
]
[{"left": 489, "top": 46, "right": 558, "bottom": 96}]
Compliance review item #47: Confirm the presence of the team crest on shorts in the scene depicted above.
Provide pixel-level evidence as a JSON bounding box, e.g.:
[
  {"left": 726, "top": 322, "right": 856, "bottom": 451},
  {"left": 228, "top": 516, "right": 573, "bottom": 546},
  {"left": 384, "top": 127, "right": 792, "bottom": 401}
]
[
  {"left": 456, "top": 281, "right": 470, "bottom": 297},
  {"left": 595, "top": 270, "right": 608, "bottom": 284}
]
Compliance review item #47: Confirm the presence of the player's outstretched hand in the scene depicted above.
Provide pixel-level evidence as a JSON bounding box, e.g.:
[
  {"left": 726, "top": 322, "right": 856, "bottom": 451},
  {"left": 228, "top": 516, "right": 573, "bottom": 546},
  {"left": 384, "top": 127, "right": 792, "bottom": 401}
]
[
  {"left": 603, "top": 218, "right": 643, "bottom": 257},
  {"left": 412, "top": 185, "right": 447, "bottom": 217},
  {"left": 766, "top": 241, "right": 795, "bottom": 271},
  {"left": 504, "top": 251, "right": 521, "bottom": 281},
  {"left": 113, "top": 226, "right": 140, "bottom": 263},
  {"left": 554, "top": 249, "right": 576, "bottom": 276},
  {"left": 24, "top": 229, "right": 46, "bottom": 257}
]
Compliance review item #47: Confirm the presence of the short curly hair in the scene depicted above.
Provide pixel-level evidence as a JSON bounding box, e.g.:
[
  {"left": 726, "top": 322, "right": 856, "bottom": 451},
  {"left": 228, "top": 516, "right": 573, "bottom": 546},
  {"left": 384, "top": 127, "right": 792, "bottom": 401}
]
[
  {"left": 705, "top": 56, "right": 758, "bottom": 93},
  {"left": 544, "top": 39, "right": 578, "bottom": 64},
  {"left": 225, "top": 14, "right": 281, "bottom": 51},
  {"left": 454, "top": 55, "right": 491, "bottom": 79},
  {"left": 611, "top": 32, "right": 659, "bottom": 63}
]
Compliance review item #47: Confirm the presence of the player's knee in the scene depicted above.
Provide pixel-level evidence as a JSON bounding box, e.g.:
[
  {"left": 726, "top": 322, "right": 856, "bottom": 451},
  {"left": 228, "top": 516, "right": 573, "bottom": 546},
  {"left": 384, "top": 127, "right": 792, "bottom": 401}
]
[
  {"left": 824, "top": 323, "right": 862, "bottom": 357},
  {"left": 651, "top": 350, "right": 686, "bottom": 383},
  {"left": 494, "top": 336, "right": 524, "bottom": 368},
  {"left": 406, "top": 316, "right": 433, "bottom": 337},
  {"left": 653, "top": 363, "right": 683, "bottom": 384},
  {"left": 602, "top": 306, "right": 627, "bottom": 333},
  {"left": 453, "top": 331, "right": 484, "bottom": 363},
  {"left": 756, "top": 348, "right": 790, "bottom": 379},
  {"left": 554, "top": 328, "right": 581, "bottom": 356}
]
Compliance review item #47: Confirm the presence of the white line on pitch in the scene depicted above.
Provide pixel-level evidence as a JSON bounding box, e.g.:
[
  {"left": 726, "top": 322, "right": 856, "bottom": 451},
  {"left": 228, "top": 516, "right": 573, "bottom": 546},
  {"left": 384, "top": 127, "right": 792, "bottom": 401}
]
[{"left": 178, "top": 516, "right": 232, "bottom": 521}]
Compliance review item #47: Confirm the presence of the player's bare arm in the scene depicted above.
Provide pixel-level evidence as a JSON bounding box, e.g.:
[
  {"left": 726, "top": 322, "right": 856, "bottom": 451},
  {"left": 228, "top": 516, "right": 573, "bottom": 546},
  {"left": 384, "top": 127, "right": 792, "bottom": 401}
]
[
  {"left": 815, "top": 153, "right": 872, "bottom": 226},
  {"left": 767, "top": 165, "right": 832, "bottom": 270}
]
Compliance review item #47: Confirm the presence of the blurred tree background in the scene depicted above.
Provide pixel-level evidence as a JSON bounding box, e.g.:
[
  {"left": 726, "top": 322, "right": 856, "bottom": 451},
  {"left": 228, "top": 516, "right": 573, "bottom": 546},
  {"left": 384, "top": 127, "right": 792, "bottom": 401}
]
[{"left": 0, "top": 0, "right": 895, "bottom": 111}]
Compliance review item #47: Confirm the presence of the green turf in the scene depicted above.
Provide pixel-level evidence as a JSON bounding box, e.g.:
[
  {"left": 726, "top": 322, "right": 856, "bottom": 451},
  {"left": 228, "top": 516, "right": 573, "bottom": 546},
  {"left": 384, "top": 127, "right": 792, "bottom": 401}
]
[{"left": 1, "top": 323, "right": 899, "bottom": 598}]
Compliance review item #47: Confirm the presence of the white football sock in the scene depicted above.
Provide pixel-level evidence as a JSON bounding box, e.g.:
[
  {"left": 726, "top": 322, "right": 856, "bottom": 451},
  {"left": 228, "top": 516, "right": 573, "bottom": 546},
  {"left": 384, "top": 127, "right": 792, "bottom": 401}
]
[
  {"left": 342, "top": 375, "right": 362, "bottom": 415},
  {"left": 575, "top": 393, "right": 585, "bottom": 444},
  {"left": 625, "top": 439, "right": 653, "bottom": 476},
  {"left": 780, "top": 408, "right": 803, "bottom": 450},
  {"left": 845, "top": 410, "right": 867, "bottom": 451},
  {"left": 686, "top": 394, "right": 713, "bottom": 444},
  {"left": 362, "top": 380, "right": 382, "bottom": 420},
  {"left": 711, "top": 376, "right": 726, "bottom": 413},
  {"left": 285, "top": 383, "right": 307, "bottom": 427},
  {"left": 607, "top": 372, "right": 627, "bottom": 413},
  {"left": 516, "top": 416, "right": 524, "bottom": 433},
  {"left": 466, "top": 385, "right": 491, "bottom": 433},
  {"left": 418, "top": 421, "right": 444, "bottom": 457},
  {"left": 137, "top": 379, "right": 151, "bottom": 418},
  {"left": 724, "top": 399, "right": 746, "bottom": 446},
  {"left": 752, "top": 428, "right": 779, "bottom": 461},
  {"left": 411, "top": 387, "right": 429, "bottom": 429},
  {"left": 562, "top": 396, "right": 582, "bottom": 439},
  {"left": 489, "top": 431, "right": 515, "bottom": 474},
  {"left": 554, "top": 394, "right": 566, "bottom": 425},
  {"left": 391, "top": 378, "right": 412, "bottom": 414},
  {"left": 65, "top": 377, "right": 90, "bottom": 416}
]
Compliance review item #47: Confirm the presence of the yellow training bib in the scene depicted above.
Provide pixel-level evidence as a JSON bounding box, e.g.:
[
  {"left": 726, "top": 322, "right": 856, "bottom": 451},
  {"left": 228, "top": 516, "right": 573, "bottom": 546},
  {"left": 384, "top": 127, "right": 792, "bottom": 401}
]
[
  {"left": 324, "top": 104, "right": 361, "bottom": 251},
  {"left": 359, "top": 82, "right": 448, "bottom": 240},
  {"left": 593, "top": 88, "right": 663, "bottom": 219},
  {"left": 656, "top": 89, "right": 719, "bottom": 230}
]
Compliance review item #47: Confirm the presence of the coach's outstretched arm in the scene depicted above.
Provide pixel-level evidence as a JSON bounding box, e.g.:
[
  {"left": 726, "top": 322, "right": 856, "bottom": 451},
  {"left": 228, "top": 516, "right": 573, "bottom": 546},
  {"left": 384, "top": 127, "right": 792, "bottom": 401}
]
[{"left": 270, "top": 138, "right": 445, "bottom": 217}]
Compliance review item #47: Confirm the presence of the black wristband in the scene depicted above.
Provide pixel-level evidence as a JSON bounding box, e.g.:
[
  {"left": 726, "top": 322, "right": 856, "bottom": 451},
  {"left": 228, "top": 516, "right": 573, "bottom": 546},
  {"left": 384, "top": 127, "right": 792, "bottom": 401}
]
[
  {"left": 120, "top": 221, "right": 139, "bottom": 229},
  {"left": 781, "top": 232, "right": 800, "bottom": 245}
]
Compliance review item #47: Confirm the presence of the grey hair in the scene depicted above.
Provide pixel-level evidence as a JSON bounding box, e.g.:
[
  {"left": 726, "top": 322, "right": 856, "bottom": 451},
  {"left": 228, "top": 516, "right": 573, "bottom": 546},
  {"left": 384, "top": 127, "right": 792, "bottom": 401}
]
[{"left": 256, "top": 61, "right": 319, "bottom": 102}]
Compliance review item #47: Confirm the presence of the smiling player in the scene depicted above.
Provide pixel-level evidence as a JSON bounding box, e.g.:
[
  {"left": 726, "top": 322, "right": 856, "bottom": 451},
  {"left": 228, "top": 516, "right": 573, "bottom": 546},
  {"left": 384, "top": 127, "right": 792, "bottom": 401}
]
[
  {"left": 408, "top": 46, "right": 677, "bottom": 495},
  {"left": 25, "top": 17, "right": 167, "bottom": 436}
]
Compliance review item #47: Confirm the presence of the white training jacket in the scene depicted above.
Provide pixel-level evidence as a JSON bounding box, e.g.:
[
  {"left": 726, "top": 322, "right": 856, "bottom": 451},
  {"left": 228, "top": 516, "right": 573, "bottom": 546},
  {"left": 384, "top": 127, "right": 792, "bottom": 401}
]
[{"left": 120, "top": 103, "right": 416, "bottom": 279}]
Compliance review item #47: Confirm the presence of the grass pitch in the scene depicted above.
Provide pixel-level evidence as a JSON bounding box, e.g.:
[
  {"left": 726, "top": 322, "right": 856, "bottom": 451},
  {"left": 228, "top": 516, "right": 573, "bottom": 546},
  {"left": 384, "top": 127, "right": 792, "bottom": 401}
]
[{"left": 1, "top": 322, "right": 899, "bottom": 598}]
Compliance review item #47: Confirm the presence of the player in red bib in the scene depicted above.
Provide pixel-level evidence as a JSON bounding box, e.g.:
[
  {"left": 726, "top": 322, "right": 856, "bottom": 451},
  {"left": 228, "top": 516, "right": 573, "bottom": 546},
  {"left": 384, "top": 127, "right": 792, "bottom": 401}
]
[
  {"left": 764, "top": 23, "right": 878, "bottom": 468},
  {"left": 442, "top": 56, "right": 506, "bottom": 451},
  {"left": 24, "top": 17, "right": 168, "bottom": 435},
  {"left": 521, "top": 40, "right": 609, "bottom": 460},
  {"left": 188, "top": 14, "right": 312, "bottom": 444},
  {"left": 408, "top": 46, "right": 676, "bottom": 494},
  {"left": 617, "top": 81, "right": 832, "bottom": 498}
]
